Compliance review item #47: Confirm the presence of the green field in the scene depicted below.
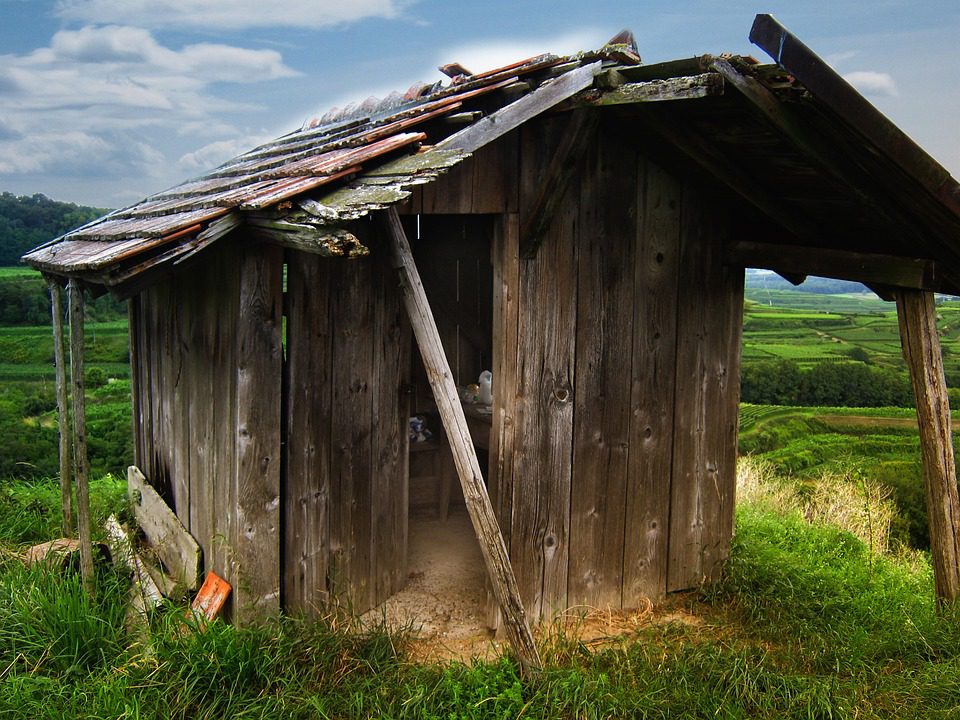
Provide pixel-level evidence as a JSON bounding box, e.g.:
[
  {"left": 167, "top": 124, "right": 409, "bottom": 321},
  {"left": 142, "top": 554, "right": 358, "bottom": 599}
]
[
  {"left": 0, "top": 266, "right": 41, "bottom": 279},
  {"left": 739, "top": 402, "right": 930, "bottom": 548}
]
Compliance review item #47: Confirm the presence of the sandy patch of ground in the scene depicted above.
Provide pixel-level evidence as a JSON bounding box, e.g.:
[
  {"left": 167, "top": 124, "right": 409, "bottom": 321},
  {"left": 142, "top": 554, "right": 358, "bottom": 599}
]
[{"left": 360, "top": 510, "right": 708, "bottom": 664}]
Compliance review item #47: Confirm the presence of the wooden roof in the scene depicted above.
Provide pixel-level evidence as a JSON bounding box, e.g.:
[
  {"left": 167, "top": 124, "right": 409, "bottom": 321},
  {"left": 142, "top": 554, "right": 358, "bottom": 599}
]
[{"left": 24, "top": 15, "right": 960, "bottom": 296}]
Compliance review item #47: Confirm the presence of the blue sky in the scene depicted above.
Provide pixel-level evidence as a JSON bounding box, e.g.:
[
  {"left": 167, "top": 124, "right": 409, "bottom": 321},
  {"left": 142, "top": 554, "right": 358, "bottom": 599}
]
[{"left": 1, "top": 0, "right": 958, "bottom": 208}]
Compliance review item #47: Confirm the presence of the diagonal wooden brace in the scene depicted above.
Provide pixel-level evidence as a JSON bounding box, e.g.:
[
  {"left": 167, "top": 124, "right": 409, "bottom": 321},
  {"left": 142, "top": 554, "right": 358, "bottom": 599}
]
[{"left": 383, "top": 207, "right": 542, "bottom": 672}]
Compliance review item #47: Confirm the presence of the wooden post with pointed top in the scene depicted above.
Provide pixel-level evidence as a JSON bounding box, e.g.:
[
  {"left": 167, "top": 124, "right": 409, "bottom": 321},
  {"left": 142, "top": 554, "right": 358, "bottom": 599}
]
[
  {"left": 896, "top": 288, "right": 960, "bottom": 605},
  {"left": 68, "top": 279, "right": 95, "bottom": 593},
  {"left": 383, "top": 207, "right": 541, "bottom": 673},
  {"left": 49, "top": 279, "right": 74, "bottom": 536}
]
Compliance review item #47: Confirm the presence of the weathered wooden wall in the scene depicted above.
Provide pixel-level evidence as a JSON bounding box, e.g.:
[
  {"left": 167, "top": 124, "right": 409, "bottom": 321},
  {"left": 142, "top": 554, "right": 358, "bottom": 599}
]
[
  {"left": 489, "top": 113, "right": 744, "bottom": 621},
  {"left": 284, "top": 229, "right": 410, "bottom": 616},
  {"left": 131, "top": 238, "right": 283, "bottom": 623},
  {"left": 131, "top": 229, "right": 408, "bottom": 621}
]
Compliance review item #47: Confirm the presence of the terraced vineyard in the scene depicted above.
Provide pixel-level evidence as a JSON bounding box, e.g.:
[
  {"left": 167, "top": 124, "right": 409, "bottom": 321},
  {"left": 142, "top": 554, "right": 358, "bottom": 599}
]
[{"left": 742, "top": 296, "right": 960, "bottom": 381}]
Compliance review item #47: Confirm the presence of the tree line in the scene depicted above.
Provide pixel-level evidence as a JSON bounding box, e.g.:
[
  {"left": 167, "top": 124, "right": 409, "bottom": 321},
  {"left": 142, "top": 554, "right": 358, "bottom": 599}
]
[
  {"left": 0, "top": 192, "right": 109, "bottom": 266},
  {"left": 741, "top": 359, "right": 920, "bottom": 408}
]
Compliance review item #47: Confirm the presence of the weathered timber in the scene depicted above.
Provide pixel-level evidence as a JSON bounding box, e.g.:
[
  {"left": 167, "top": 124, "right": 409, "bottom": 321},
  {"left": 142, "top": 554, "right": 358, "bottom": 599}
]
[
  {"left": 370, "top": 231, "right": 411, "bottom": 603},
  {"left": 245, "top": 219, "right": 369, "bottom": 257},
  {"left": 724, "top": 240, "right": 938, "bottom": 291},
  {"left": 283, "top": 252, "right": 333, "bottom": 614},
  {"left": 233, "top": 243, "right": 283, "bottom": 624},
  {"left": 568, "top": 124, "right": 633, "bottom": 608},
  {"left": 49, "top": 280, "right": 73, "bottom": 536},
  {"left": 580, "top": 73, "right": 723, "bottom": 106},
  {"left": 709, "top": 56, "right": 960, "bottom": 273},
  {"left": 384, "top": 206, "right": 541, "bottom": 673},
  {"left": 668, "top": 187, "right": 741, "bottom": 591},
  {"left": 749, "top": 14, "right": 954, "bottom": 203},
  {"left": 439, "top": 62, "right": 602, "bottom": 154},
  {"left": 486, "top": 214, "right": 521, "bottom": 629},
  {"left": 328, "top": 256, "right": 375, "bottom": 610},
  {"left": 128, "top": 466, "right": 202, "bottom": 593},
  {"left": 512, "top": 116, "right": 579, "bottom": 621},
  {"left": 895, "top": 289, "right": 960, "bottom": 604},
  {"left": 624, "top": 159, "right": 681, "bottom": 602},
  {"left": 414, "top": 137, "right": 519, "bottom": 215},
  {"left": 68, "top": 279, "right": 94, "bottom": 593},
  {"left": 630, "top": 104, "right": 832, "bottom": 251},
  {"left": 519, "top": 109, "right": 598, "bottom": 258},
  {"left": 105, "top": 514, "right": 163, "bottom": 615}
]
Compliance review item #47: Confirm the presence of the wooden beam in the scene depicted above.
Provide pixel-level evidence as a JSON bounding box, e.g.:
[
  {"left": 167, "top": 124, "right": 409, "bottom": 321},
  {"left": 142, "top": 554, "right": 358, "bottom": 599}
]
[
  {"left": 439, "top": 61, "right": 601, "bottom": 154},
  {"left": 630, "top": 104, "right": 835, "bottom": 249},
  {"left": 68, "top": 279, "right": 95, "bottom": 594},
  {"left": 725, "top": 240, "right": 939, "bottom": 291},
  {"left": 895, "top": 289, "right": 960, "bottom": 605},
  {"left": 749, "top": 14, "right": 956, "bottom": 210},
  {"left": 383, "top": 207, "right": 541, "bottom": 673},
  {"left": 245, "top": 217, "right": 369, "bottom": 257},
  {"left": 709, "top": 56, "right": 960, "bottom": 272},
  {"left": 49, "top": 279, "right": 73, "bottom": 536},
  {"left": 577, "top": 73, "right": 724, "bottom": 106},
  {"left": 519, "top": 109, "right": 598, "bottom": 258}
]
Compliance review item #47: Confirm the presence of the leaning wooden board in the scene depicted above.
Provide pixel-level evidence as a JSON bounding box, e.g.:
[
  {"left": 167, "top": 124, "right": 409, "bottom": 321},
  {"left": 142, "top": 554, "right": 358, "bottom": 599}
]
[{"left": 128, "top": 465, "right": 201, "bottom": 593}]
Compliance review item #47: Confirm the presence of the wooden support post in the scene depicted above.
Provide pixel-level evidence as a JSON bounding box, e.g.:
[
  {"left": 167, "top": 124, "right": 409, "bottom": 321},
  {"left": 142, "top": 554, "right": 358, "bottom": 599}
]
[
  {"left": 68, "top": 279, "right": 95, "bottom": 593},
  {"left": 49, "top": 279, "right": 73, "bottom": 536},
  {"left": 383, "top": 207, "right": 542, "bottom": 673},
  {"left": 895, "top": 289, "right": 960, "bottom": 605}
]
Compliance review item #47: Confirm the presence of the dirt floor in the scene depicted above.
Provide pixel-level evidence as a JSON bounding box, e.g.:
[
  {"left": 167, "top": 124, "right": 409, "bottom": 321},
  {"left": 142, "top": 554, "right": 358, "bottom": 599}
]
[
  {"left": 360, "top": 510, "right": 702, "bottom": 664},
  {"left": 360, "top": 510, "right": 503, "bottom": 662}
]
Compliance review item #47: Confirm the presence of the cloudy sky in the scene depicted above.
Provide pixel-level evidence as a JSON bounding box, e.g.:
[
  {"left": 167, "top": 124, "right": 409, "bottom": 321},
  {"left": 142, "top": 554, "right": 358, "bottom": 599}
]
[{"left": 1, "top": 0, "right": 958, "bottom": 208}]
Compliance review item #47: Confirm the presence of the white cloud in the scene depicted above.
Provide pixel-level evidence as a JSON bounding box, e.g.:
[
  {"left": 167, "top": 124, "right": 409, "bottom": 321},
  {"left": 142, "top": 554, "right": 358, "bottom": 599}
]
[
  {"left": 55, "top": 0, "right": 411, "bottom": 30},
  {"left": 0, "top": 25, "right": 298, "bottom": 180},
  {"left": 843, "top": 70, "right": 898, "bottom": 97},
  {"left": 178, "top": 135, "right": 272, "bottom": 173},
  {"left": 433, "top": 29, "right": 606, "bottom": 77},
  {"left": 0, "top": 129, "right": 163, "bottom": 177}
]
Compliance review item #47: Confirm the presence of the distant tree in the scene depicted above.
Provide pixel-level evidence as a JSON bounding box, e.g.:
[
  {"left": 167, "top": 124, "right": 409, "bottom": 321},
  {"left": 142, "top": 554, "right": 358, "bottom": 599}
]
[
  {"left": 0, "top": 192, "right": 108, "bottom": 265},
  {"left": 846, "top": 346, "right": 872, "bottom": 364}
]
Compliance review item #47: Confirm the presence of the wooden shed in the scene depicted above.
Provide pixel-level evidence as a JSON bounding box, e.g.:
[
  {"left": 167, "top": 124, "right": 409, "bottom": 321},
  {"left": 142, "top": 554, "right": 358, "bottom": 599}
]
[{"left": 25, "top": 16, "right": 960, "bottom": 664}]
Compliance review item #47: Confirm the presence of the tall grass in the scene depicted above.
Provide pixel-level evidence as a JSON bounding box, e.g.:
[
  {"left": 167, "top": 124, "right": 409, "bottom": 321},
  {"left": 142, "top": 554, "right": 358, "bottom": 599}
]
[{"left": 1, "top": 468, "right": 960, "bottom": 718}]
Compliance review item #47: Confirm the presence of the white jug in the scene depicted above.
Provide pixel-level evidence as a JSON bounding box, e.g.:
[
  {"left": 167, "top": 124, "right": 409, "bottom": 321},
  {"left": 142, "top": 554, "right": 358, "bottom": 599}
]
[{"left": 478, "top": 370, "right": 493, "bottom": 405}]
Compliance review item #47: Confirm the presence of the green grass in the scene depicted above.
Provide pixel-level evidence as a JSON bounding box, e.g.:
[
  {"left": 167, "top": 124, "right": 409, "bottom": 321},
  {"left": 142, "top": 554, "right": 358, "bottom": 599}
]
[
  {"left": 0, "top": 267, "right": 41, "bottom": 279},
  {"left": 1, "top": 470, "right": 959, "bottom": 718}
]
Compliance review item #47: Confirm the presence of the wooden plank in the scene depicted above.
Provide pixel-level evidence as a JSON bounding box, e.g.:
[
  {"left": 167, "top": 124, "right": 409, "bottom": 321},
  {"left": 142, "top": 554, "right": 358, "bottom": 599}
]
[
  {"left": 519, "top": 109, "right": 599, "bottom": 258},
  {"left": 370, "top": 231, "right": 410, "bottom": 604},
  {"left": 623, "top": 159, "right": 681, "bottom": 604},
  {"left": 211, "top": 248, "right": 240, "bottom": 608},
  {"left": 184, "top": 252, "right": 224, "bottom": 591},
  {"left": 698, "top": 198, "right": 743, "bottom": 583},
  {"left": 568, "top": 126, "right": 634, "bottom": 609},
  {"left": 418, "top": 135, "right": 519, "bottom": 214},
  {"left": 511, "top": 117, "right": 578, "bottom": 622},
  {"left": 439, "top": 61, "right": 601, "bottom": 154},
  {"left": 328, "top": 256, "right": 375, "bottom": 611},
  {"left": 49, "top": 280, "right": 73, "bottom": 536},
  {"left": 486, "top": 213, "right": 521, "bottom": 629},
  {"left": 127, "top": 465, "right": 202, "bottom": 592},
  {"left": 68, "top": 279, "right": 94, "bottom": 593},
  {"left": 384, "top": 207, "right": 541, "bottom": 673},
  {"left": 232, "top": 242, "right": 283, "bottom": 624},
  {"left": 283, "top": 251, "right": 333, "bottom": 615},
  {"left": 896, "top": 289, "right": 960, "bottom": 604},
  {"left": 724, "top": 240, "right": 939, "bottom": 291},
  {"left": 667, "top": 184, "right": 740, "bottom": 591}
]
